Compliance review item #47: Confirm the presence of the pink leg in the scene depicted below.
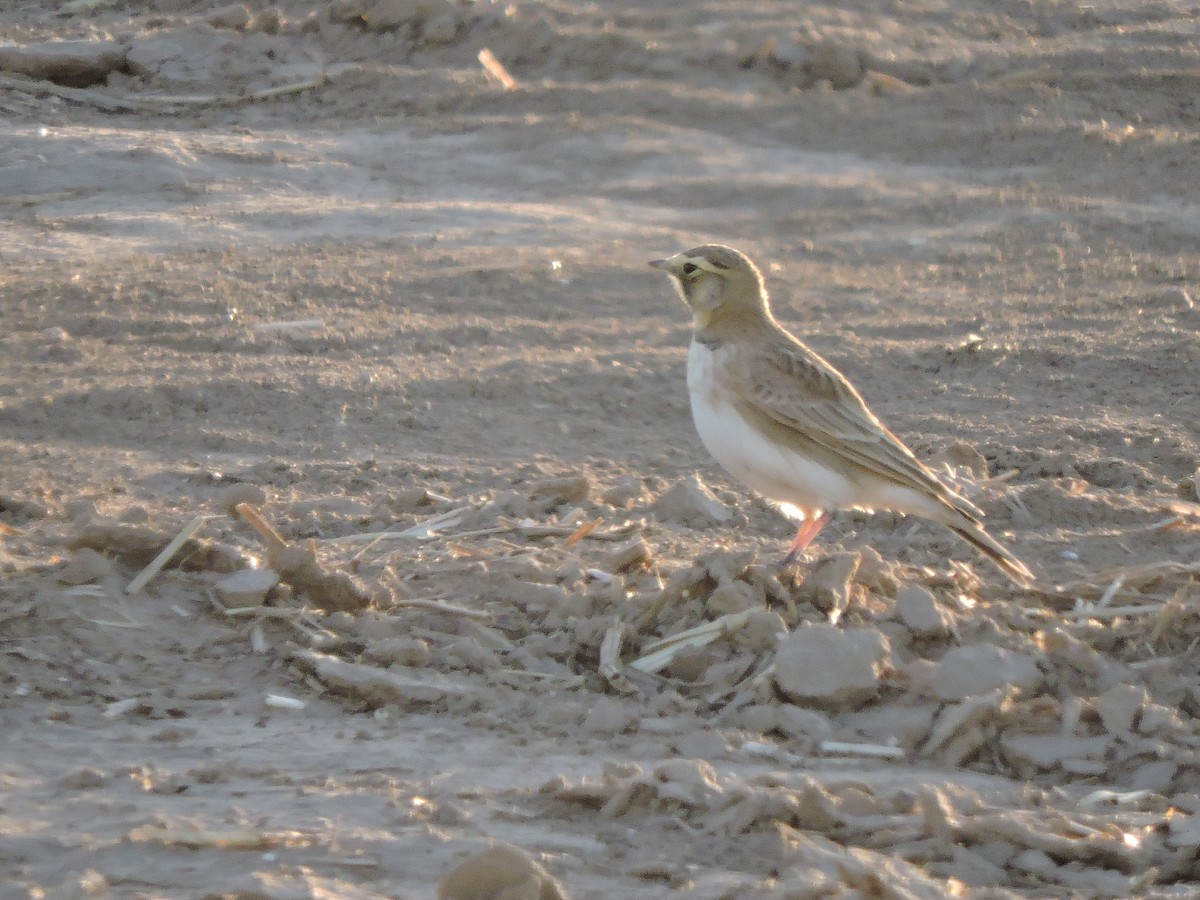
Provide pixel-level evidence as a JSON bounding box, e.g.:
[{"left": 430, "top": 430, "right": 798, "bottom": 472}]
[{"left": 780, "top": 512, "right": 831, "bottom": 567}]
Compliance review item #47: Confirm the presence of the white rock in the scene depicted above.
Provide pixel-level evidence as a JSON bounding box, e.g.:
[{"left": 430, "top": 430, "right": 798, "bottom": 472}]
[
  {"left": 1008, "top": 848, "right": 1058, "bottom": 879},
  {"left": 216, "top": 567, "right": 279, "bottom": 606},
  {"left": 796, "top": 551, "right": 859, "bottom": 614},
  {"left": 1092, "top": 682, "right": 1147, "bottom": 734},
  {"left": 650, "top": 473, "right": 732, "bottom": 526},
  {"left": 895, "top": 584, "right": 949, "bottom": 636},
  {"left": 215, "top": 482, "right": 268, "bottom": 515},
  {"left": 774, "top": 624, "right": 889, "bottom": 707},
  {"left": 1137, "top": 701, "right": 1182, "bottom": 735}
]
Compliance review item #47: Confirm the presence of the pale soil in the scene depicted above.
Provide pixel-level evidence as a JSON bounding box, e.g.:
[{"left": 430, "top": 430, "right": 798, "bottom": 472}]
[{"left": 2, "top": 1, "right": 1200, "bottom": 898}]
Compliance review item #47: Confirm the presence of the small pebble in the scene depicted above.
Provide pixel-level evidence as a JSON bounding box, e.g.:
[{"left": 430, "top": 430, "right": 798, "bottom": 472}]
[
  {"left": 215, "top": 483, "right": 268, "bottom": 515},
  {"left": 215, "top": 567, "right": 279, "bottom": 606},
  {"left": 895, "top": 584, "right": 950, "bottom": 636}
]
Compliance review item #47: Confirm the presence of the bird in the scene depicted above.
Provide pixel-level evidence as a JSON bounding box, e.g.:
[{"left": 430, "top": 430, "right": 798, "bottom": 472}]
[{"left": 649, "top": 243, "right": 1033, "bottom": 587}]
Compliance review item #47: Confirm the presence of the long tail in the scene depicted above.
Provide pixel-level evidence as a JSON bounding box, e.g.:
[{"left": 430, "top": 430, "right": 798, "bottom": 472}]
[{"left": 949, "top": 519, "right": 1035, "bottom": 588}]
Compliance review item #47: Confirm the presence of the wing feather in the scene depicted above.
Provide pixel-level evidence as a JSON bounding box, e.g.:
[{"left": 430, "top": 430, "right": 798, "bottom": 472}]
[{"left": 733, "top": 335, "right": 981, "bottom": 521}]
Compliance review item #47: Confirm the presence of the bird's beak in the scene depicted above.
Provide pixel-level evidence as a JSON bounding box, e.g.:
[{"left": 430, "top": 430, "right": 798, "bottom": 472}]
[{"left": 648, "top": 257, "right": 669, "bottom": 270}]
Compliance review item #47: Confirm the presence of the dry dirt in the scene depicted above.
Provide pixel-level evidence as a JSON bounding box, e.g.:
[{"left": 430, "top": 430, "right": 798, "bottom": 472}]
[{"left": 2, "top": 1, "right": 1200, "bottom": 898}]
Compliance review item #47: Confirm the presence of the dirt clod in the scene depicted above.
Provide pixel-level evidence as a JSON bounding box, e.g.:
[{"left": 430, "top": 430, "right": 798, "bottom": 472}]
[
  {"left": 438, "top": 841, "right": 569, "bottom": 900},
  {"left": 773, "top": 623, "right": 889, "bottom": 707}
]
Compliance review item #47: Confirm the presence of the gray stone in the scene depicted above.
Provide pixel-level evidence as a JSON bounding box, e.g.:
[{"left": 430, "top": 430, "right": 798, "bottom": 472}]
[
  {"left": 796, "top": 551, "right": 859, "bottom": 614},
  {"left": 0, "top": 40, "right": 127, "bottom": 88},
  {"left": 774, "top": 624, "right": 888, "bottom": 707},
  {"left": 807, "top": 40, "right": 865, "bottom": 90},
  {"left": 651, "top": 473, "right": 732, "bottom": 526},
  {"left": 1093, "top": 682, "right": 1147, "bottom": 734},
  {"left": 437, "top": 841, "right": 568, "bottom": 900},
  {"left": 215, "top": 567, "right": 279, "bottom": 606},
  {"left": 1000, "top": 733, "right": 1110, "bottom": 771},
  {"left": 1130, "top": 759, "right": 1176, "bottom": 793}
]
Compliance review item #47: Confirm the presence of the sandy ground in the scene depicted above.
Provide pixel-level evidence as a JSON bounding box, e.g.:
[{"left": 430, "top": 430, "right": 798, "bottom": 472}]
[{"left": 2, "top": 1, "right": 1200, "bottom": 897}]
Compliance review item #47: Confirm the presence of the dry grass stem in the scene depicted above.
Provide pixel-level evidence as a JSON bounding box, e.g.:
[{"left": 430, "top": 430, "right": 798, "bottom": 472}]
[
  {"left": 234, "top": 503, "right": 288, "bottom": 558},
  {"left": 630, "top": 612, "right": 751, "bottom": 674},
  {"left": 818, "top": 740, "right": 907, "bottom": 759},
  {"left": 478, "top": 48, "right": 517, "bottom": 90},
  {"left": 323, "top": 507, "right": 471, "bottom": 543},
  {"left": 125, "top": 515, "right": 207, "bottom": 594},
  {"left": 394, "top": 594, "right": 490, "bottom": 620}
]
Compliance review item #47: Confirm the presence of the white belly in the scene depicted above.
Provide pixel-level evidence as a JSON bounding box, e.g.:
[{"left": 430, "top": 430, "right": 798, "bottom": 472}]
[{"left": 687, "top": 341, "right": 855, "bottom": 520}]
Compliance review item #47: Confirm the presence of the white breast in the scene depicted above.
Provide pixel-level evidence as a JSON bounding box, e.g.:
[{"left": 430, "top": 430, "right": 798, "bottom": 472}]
[{"left": 687, "top": 340, "right": 855, "bottom": 521}]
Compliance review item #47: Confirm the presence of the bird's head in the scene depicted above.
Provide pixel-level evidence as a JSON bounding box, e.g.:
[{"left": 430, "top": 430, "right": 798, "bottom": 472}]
[{"left": 649, "top": 244, "right": 768, "bottom": 329}]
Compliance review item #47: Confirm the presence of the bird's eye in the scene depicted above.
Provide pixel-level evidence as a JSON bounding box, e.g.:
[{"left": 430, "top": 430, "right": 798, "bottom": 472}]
[{"left": 681, "top": 262, "right": 698, "bottom": 275}]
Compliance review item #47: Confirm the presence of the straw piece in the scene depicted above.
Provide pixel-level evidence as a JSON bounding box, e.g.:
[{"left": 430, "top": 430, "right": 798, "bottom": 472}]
[
  {"left": 478, "top": 48, "right": 517, "bottom": 90},
  {"left": 818, "top": 740, "right": 906, "bottom": 760},
  {"left": 394, "top": 595, "right": 490, "bottom": 620},
  {"left": 125, "top": 516, "right": 206, "bottom": 594},
  {"left": 252, "top": 319, "right": 325, "bottom": 333},
  {"left": 629, "top": 611, "right": 750, "bottom": 674},
  {"left": 234, "top": 503, "right": 288, "bottom": 558}
]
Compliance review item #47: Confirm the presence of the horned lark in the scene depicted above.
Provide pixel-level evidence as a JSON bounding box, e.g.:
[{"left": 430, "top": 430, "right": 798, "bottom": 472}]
[{"left": 650, "top": 244, "right": 1033, "bottom": 587}]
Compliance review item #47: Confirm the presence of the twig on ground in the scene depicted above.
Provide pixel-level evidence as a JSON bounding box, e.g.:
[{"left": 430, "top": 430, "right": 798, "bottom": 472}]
[
  {"left": 322, "top": 507, "right": 471, "bottom": 543},
  {"left": 125, "top": 516, "right": 207, "bottom": 594},
  {"left": 393, "top": 594, "right": 490, "bottom": 620},
  {"left": 818, "top": 740, "right": 906, "bottom": 760}
]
